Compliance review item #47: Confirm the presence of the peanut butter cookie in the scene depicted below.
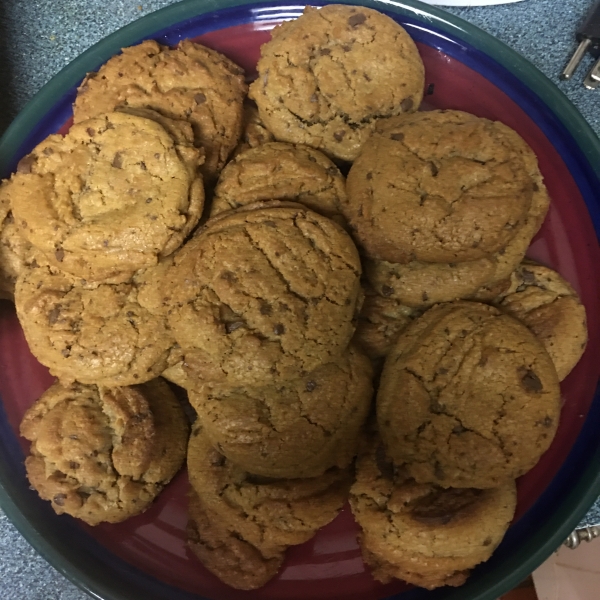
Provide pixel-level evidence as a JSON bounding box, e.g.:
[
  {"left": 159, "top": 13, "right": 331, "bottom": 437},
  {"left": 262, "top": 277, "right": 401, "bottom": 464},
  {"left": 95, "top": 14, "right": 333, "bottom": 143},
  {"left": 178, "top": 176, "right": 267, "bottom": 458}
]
[
  {"left": 377, "top": 301, "right": 561, "bottom": 488},
  {"left": 187, "top": 489, "right": 284, "bottom": 590},
  {"left": 6, "top": 111, "right": 204, "bottom": 282},
  {"left": 210, "top": 142, "right": 347, "bottom": 222},
  {"left": 151, "top": 203, "right": 362, "bottom": 386},
  {"left": 190, "top": 344, "right": 373, "bottom": 479},
  {"left": 21, "top": 378, "right": 188, "bottom": 525},
  {"left": 345, "top": 110, "right": 540, "bottom": 264},
  {"left": 249, "top": 5, "right": 424, "bottom": 162},
  {"left": 187, "top": 425, "right": 351, "bottom": 552},
  {"left": 492, "top": 262, "right": 587, "bottom": 381},
  {"left": 15, "top": 263, "right": 176, "bottom": 386},
  {"left": 349, "top": 433, "right": 517, "bottom": 589},
  {"left": 73, "top": 39, "right": 247, "bottom": 181}
]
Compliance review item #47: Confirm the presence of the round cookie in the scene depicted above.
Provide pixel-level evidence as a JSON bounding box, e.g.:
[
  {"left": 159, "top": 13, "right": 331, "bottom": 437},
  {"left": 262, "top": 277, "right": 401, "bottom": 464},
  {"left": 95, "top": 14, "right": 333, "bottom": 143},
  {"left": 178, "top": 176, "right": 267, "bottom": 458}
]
[
  {"left": 6, "top": 111, "right": 204, "bottom": 282},
  {"left": 231, "top": 102, "right": 275, "bottom": 157},
  {"left": 349, "top": 433, "right": 517, "bottom": 589},
  {"left": 0, "top": 181, "right": 40, "bottom": 301},
  {"left": 377, "top": 301, "right": 561, "bottom": 489},
  {"left": 344, "top": 110, "right": 539, "bottom": 264},
  {"left": 20, "top": 378, "right": 188, "bottom": 525},
  {"left": 150, "top": 202, "right": 362, "bottom": 387},
  {"left": 492, "top": 262, "right": 588, "bottom": 381},
  {"left": 73, "top": 39, "right": 247, "bottom": 181},
  {"left": 15, "top": 263, "right": 176, "bottom": 386},
  {"left": 364, "top": 161, "right": 550, "bottom": 307},
  {"left": 190, "top": 344, "right": 373, "bottom": 479},
  {"left": 249, "top": 5, "right": 424, "bottom": 162},
  {"left": 187, "top": 424, "right": 351, "bottom": 552},
  {"left": 210, "top": 142, "right": 348, "bottom": 222},
  {"left": 187, "top": 489, "right": 284, "bottom": 590},
  {"left": 353, "top": 283, "right": 420, "bottom": 359}
]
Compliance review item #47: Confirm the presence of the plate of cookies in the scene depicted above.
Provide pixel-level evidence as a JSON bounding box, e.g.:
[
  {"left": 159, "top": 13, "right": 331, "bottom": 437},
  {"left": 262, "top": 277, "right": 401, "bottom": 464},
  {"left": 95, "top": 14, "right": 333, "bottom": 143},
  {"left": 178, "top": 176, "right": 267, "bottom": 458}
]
[{"left": 1, "top": 1, "right": 599, "bottom": 599}]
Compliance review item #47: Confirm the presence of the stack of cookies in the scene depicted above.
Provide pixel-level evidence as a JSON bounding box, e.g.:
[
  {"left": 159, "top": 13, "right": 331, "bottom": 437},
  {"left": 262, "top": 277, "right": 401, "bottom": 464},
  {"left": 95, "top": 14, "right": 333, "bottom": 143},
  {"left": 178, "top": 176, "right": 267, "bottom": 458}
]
[{"left": 0, "top": 2, "right": 589, "bottom": 594}]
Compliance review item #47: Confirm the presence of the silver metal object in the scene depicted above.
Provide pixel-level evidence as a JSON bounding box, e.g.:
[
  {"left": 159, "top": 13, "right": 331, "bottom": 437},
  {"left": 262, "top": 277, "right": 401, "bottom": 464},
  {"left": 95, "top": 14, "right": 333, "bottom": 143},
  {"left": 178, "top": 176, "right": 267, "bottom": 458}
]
[
  {"left": 584, "top": 56, "right": 600, "bottom": 89},
  {"left": 561, "top": 38, "right": 593, "bottom": 80},
  {"left": 564, "top": 525, "right": 600, "bottom": 549}
]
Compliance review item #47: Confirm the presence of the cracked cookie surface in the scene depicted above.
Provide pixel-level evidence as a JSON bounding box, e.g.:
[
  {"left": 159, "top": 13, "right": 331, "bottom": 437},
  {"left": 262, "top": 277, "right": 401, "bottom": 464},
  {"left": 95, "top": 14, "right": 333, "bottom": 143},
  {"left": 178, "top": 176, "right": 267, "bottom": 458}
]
[
  {"left": 190, "top": 344, "right": 373, "bottom": 479},
  {"left": 187, "top": 424, "right": 351, "bottom": 553},
  {"left": 349, "top": 432, "right": 517, "bottom": 589},
  {"left": 186, "top": 489, "right": 284, "bottom": 590},
  {"left": 15, "top": 263, "right": 176, "bottom": 386},
  {"left": 248, "top": 5, "right": 424, "bottom": 162},
  {"left": 210, "top": 142, "right": 347, "bottom": 222},
  {"left": 150, "top": 203, "right": 362, "bottom": 387},
  {"left": 345, "top": 110, "right": 539, "bottom": 265},
  {"left": 492, "top": 262, "right": 587, "bottom": 381},
  {"left": 6, "top": 111, "right": 204, "bottom": 282},
  {"left": 377, "top": 301, "right": 561, "bottom": 488},
  {"left": 20, "top": 378, "right": 188, "bottom": 525},
  {"left": 73, "top": 39, "right": 247, "bottom": 181}
]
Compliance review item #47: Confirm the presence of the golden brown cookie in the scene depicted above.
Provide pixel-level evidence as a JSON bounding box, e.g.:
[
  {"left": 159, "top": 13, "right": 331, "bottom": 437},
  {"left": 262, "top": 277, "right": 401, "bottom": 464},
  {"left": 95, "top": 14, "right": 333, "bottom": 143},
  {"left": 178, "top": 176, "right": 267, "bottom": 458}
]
[
  {"left": 364, "top": 156, "right": 550, "bottom": 308},
  {"left": 187, "top": 424, "right": 351, "bottom": 552},
  {"left": 0, "top": 181, "right": 40, "bottom": 301},
  {"left": 232, "top": 102, "right": 275, "bottom": 157},
  {"left": 186, "top": 489, "right": 284, "bottom": 590},
  {"left": 20, "top": 378, "right": 188, "bottom": 525},
  {"left": 6, "top": 111, "right": 204, "bottom": 282},
  {"left": 73, "top": 39, "right": 247, "bottom": 181},
  {"left": 190, "top": 344, "right": 373, "bottom": 479},
  {"left": 15, "top": 263, "right": 176, "bottom": 386},
  {"left": 147, "top": 202, "right": 362, "bottom": 387},
  {"left": 349, "top": 433, "right": 517, "bottom": 589},
  {"left": 344, "top": 111, "right": 538, "bottom": 264},
  {"left": 354, "top": 282, "right": 420, "bottom": 359},
  {"left": 249, "top": 5, "right": 424, "bottom": 162},
  {"left": 377, "top": 301, "right": 561, "bottom": 488},
  {"left": 210, "top": 142, "right": 347, "bottom": 221},
  {"left": 492, "top": 262, "right": 587, "bottom": 381}
]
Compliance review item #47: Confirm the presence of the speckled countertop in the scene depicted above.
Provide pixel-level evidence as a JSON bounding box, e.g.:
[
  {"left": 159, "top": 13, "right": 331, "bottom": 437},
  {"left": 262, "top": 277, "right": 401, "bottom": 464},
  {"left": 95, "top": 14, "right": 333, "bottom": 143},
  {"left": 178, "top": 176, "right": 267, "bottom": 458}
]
[{"left": 0, "top": 0, "right": 599, "bottom": 598}]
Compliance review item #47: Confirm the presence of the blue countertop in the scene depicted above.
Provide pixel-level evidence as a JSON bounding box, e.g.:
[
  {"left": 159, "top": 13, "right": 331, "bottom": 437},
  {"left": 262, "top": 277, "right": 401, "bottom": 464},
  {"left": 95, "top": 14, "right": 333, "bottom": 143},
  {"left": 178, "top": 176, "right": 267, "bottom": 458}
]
[{"left": 0, "top": 0, "right": 599, "bottom": 598}]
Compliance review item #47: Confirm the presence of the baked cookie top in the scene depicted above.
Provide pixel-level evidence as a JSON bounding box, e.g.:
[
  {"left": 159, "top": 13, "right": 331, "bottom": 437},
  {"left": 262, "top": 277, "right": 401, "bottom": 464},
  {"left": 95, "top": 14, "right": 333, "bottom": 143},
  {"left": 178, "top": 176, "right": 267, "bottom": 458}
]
[
  {"left": 344, "top": 110, "right": 542, "bottom": 264},
  {"left": 248, "top": 5, "right": 424, "bottom": 162},
  {"left": 349, "top": 432, "right": 517, "bottom": 589},
  {"left": 210, "top": 142, "right": 347, "bottom": 221},
  {"left": 20, "top": 378, "right": 188, "bottom": 525},
  {"left": 150, "top": 203, "right": 362, "bottom": 386},
  {"left": 377, "top": 301, "right": 561, "bottom": 488},
  {"left": 73, "top": 39, "right": 247, "bottom": 181},
  {"left": 0, "top": 181, "right": 40, "bottom": 301},
  {"left": 15, "top": 263, "right": 176, "bottom": 386},
  {"left": 354, "top": 282, "right": 420, "bottom": 359},
  {"left": 493, "top": 262, "right": 587, "bottom": 381},
  {"left": 187, "top": 425, "right": 351, "bottom": 553},
  {"left": 231, "top": 102, "right": 275, "bottom": 157},
  {"left": 6, "top": 111, "right": 204, "bottom": 282},
  {"left": 186, "top": 489, "right": 284, "bottom": 590},
  {"left": 190, "top": 344, "right": 373, "bottom": 479}
]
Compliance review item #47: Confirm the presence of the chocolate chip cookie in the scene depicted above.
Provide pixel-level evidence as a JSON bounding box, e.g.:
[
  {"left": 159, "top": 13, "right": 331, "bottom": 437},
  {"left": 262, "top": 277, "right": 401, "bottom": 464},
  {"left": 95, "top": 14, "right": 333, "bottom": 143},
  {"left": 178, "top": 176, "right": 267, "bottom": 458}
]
[
  {"left": 492, "top": 262, "right": 587, "bottom": 381},
  {"left": 73, "top": 39, "right": 247, "bottom": 181},
  {"left": 6, "top": 111, "right": 204, "bottom": 282},
  {"left": 21, "top": 378, "right": 188, "bottom": 525},
  {"left": 377, "top": 301, "right": 561, "bottom": 488},
  {"left": 187, "top": 424, "right": 351, "bottom": 552},
  {"left": 349, "top": 432, "right": 517, "bottom": 589},
  {"left": 150, "top": 202, "right": 362, "bottom": 387},
  {"left": 210, "top": 142, "right": 347, "bottom": 222},
  {"left": 187, "top": 489, "right": 284, "bottom": 590},
  {"left": 15, "top": 263, "right": 176, "bottom": 386},
  {"left": 190, "top": 344, "right": 373, "bottom": 478},
  {"left": 249, "top": 5, "right": 424, "bottom": 161}
]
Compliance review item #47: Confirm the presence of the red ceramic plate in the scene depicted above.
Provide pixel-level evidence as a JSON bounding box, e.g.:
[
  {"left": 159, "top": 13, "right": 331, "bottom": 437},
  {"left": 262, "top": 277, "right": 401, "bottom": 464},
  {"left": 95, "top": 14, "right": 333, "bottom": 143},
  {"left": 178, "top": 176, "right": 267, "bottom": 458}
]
[{"left": 0, "top": 2, "right": 599, "bottom": 600}]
